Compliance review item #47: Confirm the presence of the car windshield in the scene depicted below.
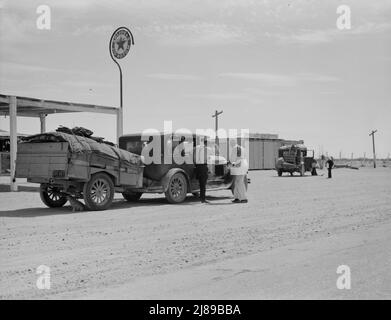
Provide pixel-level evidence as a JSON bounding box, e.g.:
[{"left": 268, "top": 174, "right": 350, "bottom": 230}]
[{"left": 126, "top": 140, "right": 144, "bottom": 155}]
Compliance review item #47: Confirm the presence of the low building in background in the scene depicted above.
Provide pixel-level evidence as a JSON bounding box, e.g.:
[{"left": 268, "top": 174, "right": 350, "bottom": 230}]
[{"left": 217, "top": 133, "right": 304, "bottom": 170}]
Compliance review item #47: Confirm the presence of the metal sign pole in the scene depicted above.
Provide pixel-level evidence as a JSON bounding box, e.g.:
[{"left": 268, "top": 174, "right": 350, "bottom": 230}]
[{"left": 109, "top": 27, "right": 134, "bottom": 143}]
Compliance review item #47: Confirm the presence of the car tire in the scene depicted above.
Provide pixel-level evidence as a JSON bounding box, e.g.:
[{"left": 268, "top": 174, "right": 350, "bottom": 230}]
[
  {"left": 165, "top": 172, "right": 188, "bottom": 204},
  {"left": 40, "top": 184, "right": 68, "bottom": 208},
  {"left": 122, "top": 191, "right": 142, "bottom": 202},
  {"left": 83, "top": 172, "right": 114, "bottom": 211}
]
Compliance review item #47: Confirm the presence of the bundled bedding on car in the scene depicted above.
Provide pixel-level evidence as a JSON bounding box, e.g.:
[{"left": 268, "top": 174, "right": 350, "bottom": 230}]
[{"left": 21, "top": 131, "right": 142, "bottom": 167}]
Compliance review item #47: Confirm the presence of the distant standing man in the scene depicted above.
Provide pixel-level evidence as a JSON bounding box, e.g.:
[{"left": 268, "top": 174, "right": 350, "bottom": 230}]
[
  {"left": 230, "top": 145, "right": 249, "bottom": 203},
  {"left": 326, "top": 157, "right": 334, "bottom": 178},
  {"left": 311, "top": 159, "right": 318, "bottom": 176},
  {"left": 194, "top": 139, "right": 212, "bottom": 203}
]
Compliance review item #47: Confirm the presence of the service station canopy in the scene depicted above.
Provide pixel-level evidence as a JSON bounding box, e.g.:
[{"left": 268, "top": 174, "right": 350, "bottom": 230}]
[
  {"left": 0, "top": 93, "right": 121, "bottom": 191},
  {"left": 0, "top": 94, "right": 119, "bottom": 117}
]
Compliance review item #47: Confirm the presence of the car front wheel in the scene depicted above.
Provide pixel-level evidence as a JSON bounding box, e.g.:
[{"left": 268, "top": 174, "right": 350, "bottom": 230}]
[
  {"left": 165, "top": 172, "right": 188, "bottom": 204},
  {"left": 83, "top": 173, "right": 114, "bottom": 211}
]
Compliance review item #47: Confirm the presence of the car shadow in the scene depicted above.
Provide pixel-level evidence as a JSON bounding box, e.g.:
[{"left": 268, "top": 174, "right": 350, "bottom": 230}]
[
  {"left": 272, "top": 175, "right": 314, "bottom": 178},
  {"left": 0, "top": 185, "right": 39, "bottom": 192},
  {"left": 0, "top": 194, "right": 235, "bottom": 217}
]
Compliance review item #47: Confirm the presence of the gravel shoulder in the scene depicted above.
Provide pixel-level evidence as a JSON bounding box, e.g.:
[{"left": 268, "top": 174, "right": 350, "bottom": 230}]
[{"left": 1, "top": 167, "right": 390, "bottom": 299}]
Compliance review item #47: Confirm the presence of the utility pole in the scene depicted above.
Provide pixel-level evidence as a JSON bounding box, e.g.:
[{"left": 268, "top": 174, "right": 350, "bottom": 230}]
[
  {"left": 369, "top": 130, "right": 377, "bottom": 168},
  {"left": 212, "top": 110, "right": 223, "bottom": 154}
]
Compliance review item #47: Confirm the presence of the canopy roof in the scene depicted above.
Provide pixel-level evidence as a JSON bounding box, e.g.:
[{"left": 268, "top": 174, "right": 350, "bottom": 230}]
[
  {"left": 0, "top": 94, "right": 118, "bottom": 117},
  {"left": 0, "top": 129, "right": 28, "bottom": 139}
]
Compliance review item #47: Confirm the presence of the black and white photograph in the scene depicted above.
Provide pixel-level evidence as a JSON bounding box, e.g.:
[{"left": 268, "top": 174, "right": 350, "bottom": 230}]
[{"left": 0, "top": 0, "right": 390, "bottom": 306}]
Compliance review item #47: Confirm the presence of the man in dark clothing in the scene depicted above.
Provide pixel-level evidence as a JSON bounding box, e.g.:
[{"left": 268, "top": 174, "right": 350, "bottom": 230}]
[
  {"left": 311, "top": 159, "right": 318, "bottom": 176},
  {"left": 326, "top": 157, "right": 334, "bottom": 178},
  {"left": 195, "top": 164, "right": 208, "bottom": 203},
  {"left": 194, "top": 140, "right": 211, "bottom": 203}
]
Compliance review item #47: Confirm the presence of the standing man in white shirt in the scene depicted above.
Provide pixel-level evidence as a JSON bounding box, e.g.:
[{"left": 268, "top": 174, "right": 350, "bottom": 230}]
[{"left": 229, "top": 145, "right": 249, "bottom": 203}]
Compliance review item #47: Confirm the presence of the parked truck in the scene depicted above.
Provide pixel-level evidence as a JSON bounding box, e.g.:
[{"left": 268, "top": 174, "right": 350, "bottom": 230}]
[
  {"left": 119, "top": 132, "right": 234, "bottom": 203},
  {"left": 16, "top": 132, "right": 143, "bottom": 210},
  {"left": 275, "top": 144, "right": 316, "bottom": 176},
  {"left": 16, "top": 130, "right": 237, "bottom": 210}
]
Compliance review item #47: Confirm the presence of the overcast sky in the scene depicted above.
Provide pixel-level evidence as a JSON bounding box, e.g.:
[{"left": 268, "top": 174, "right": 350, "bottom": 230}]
[{"left": 0, "top": 0, "right": 390, "bottom": 158}]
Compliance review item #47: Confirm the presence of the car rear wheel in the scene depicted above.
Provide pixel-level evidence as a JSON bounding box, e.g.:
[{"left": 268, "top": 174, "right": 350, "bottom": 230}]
[
  {"left": 83, "top": 173, "right": 114, "bottom": 211},
  {"left": 122, "top": 191, "right": 142, "bottom": 202},
  {"left": 40, "top": 184, "right": 68, "bottom": 208},
  {"left": 165, "top": 172, "right": 188, "bottom": 203}
]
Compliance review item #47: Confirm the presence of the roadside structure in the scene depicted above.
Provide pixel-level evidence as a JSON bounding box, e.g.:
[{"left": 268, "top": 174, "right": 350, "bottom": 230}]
[
  {"left": 218, "top": 133, "right": 304, "bottom": 170},
  {"left": 0, "top": 94, "right": 121, "bottom": 191},
  {"left": 0, "top": 129, "right": 28, "bottom": 176}
]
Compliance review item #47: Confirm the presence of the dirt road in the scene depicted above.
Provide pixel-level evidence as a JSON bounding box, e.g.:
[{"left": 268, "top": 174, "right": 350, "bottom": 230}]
[{"left": 1, "top": 168, "right": 390, "bottom": 299}]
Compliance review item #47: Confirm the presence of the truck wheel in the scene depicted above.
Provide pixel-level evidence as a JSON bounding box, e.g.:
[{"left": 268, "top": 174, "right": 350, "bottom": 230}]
[
  {"left": 40, "top": 184, "right": 68, "bottom": 208},
  {"left": 165, "top": 172, "right": 188, "bottom": 204},
  {"left": 122, "top": 191, "right": 142, "bottom": 202},
  {"left": 83, "top": 173, "right": 114, "bottom": 211}
]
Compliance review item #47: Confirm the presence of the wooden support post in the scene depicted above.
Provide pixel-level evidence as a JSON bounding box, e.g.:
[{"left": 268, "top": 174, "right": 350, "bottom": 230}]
[
  {"left": 39, "top": 114, "right": 46, "bottom": 133},
  {"left": 9, "top": 96, "right": 18, "bottom": 191}
]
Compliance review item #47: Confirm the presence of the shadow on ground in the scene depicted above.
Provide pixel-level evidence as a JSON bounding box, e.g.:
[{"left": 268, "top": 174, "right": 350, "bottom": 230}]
[
  {"left": 0, "top": 184, "right": 39, "bottom": 192},
  {"left": 0, "top": 194, "right": 234, "bottom": 217}
]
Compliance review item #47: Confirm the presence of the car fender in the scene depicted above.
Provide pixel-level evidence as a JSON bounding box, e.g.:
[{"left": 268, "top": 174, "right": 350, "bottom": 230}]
[
  {"left": 89, "top": 168, "right": 117, "bottom": 185},
  {"left": 161, "top": 168, "right": 191, "bottom": 193}
]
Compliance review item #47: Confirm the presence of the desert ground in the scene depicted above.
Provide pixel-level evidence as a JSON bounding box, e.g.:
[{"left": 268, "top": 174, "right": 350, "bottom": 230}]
[{"left": 0, "top": 167, "right": 390, "bottom": 299}]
